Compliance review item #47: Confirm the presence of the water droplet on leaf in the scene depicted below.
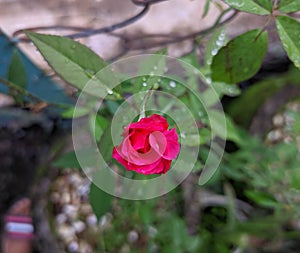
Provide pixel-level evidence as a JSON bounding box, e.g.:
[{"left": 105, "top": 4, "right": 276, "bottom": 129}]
[
  {"left": 211, "top": 49, "right": 218, "bottom": 56},
  {"left": 169, "top": 81, "right": 176, "bottom": 88}
]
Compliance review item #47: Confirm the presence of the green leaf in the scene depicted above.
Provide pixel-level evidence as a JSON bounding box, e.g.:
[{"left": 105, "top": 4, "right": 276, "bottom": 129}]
[
  {"left": 276, "top": 16, "right": 300, "bottom": 70},
  {"left": 61, "top": 106, "right": 90, "bottom": 118},
  {"left": 223, "top": 0, "right": 272, "bottom": 15},
  {"left": 89, "top": 114, "right": 108, "bottom": 142},
  {"left": 205, "top": 28, "right": 227, "bottom": 66},
  {"left": 290, "top": 169, "right": 300, "bottom": 190},
  {"left": 209, "top": 110, "right": 227, "bottom": 140},
  {"left": 0, "top": 30, "right": 72, "bottom": 106},
  {"left": 212, "top": 82, "right": 241, "bottom": 97},
  {"left": 7, "top": 50, "right": 28, "bottom": 103},
  {"left": 89, "top": 182, "right": 113, "bottom": 220},
  {"left": 211, "top": 29, "right": 268, "bottom": 83},
  {"left": 279, "top": 0, "right": 300, "bottom": 13},
  {"left": 202, "top": 0, "right": 212, "bottom": 18},
  {"left": 53, "top": 150, "right": 80, "bottom": 169},
  {"left": 98, "top": 124, "right": 114, "bottom": 164},
  {"left": 7, "top": 50, "right": 27, "bottom": 88},
  {"left": 26, "top": 32, "right": 115, "bottom": 98},
  {"left": 225, "top": 116, "right": 242, "bottom": 143},
  {"left": 245, "top": 190, "right": 278, "bottom": 208},
  {"left": 53, "top": 148, "right": 99, "bottom": 169}
]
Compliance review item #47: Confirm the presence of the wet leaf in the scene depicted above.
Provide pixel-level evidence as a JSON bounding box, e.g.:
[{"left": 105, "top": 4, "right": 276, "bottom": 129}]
[
  {"left": 205, "top": 28, "right": 227, "bottom": 66},
  {"left": 7, "top": 50, "right": 27, "bottom": 103},
  {"left": 7, "top": 50, "right": 27, "bottom": 89},
  {"left": 89, "top": 182, "right": 113, "bottom": 220},
  {"left": 211, "top": 29, "right": 268, "bottom": 84},
  {"left": 278, "top": 0, "right": 300, "bottom": 13},
  {"left": 223, "top": 0, "right": 272, "bottom": 15},
  {"left": 276, "top": 15, "right": 300, "bottom": 70},
  {"left": 26, "top": 32, "right": 116, "bottom": 98}
]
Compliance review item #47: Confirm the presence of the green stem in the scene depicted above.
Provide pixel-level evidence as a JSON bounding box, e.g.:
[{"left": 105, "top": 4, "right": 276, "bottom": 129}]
[
  {"left": 0, "top": 77, "right": 70, "bottom": 108},
  {"left": 138, "top": 89, "right": 153, "bottom": 120},
  {"left": 0, "top": 77, "right": 43, "bottom": 103}
]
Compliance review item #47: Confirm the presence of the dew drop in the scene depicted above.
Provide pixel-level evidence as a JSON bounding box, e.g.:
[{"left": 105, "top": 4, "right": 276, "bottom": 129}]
[
  {"left": 181, "top": 132, "right": 186, "bottom": 139},
  {"left": 169, "top": 81, "right": 176, "bottom": 88},
  {"left": 142, "top": 82, "right": 147, "bottom": 87},
  {"left": 218, "top": 33, "right": 225, "bottom": 40},
  {"left": 107, "top": 89, "right": 113, "bottom": 95},
  {"left": 216, "top": 40, "right": 223, "bottom": 47},
  {"left": 228, "top": 87, "right": 236, "bottom": 94},
  {"left": 211, "top": 49, "right": 218, "bottom": 56}
]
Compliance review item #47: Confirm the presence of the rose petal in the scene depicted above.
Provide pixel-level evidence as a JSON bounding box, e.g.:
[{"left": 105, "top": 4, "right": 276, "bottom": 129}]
[
  {"left": 162, "top": 128, "right": 180, "bottom": 160},
  {"left": 129, "top": 114, "right": 168, "bottom": 132},
  {"left": 120, "top": 135, "right": 162, "bottom": 166},
  {"left": 149, "top": 131, "right": 167, "bottom": 156},
  {"left": 130, "top": 130, "right": 149, "bottom": 150}
]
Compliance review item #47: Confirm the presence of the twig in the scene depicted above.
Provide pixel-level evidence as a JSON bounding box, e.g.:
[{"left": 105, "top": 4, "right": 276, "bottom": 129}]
[
  {"left": 132, "top": 0, "right": 168, "bottom": 6},
  {"left": 0, "top": 78, "right": 71, "bottom": 109},
  {"left": 14, "top": 0, "right": 163, "bottom": 41},
  {"left": 108, "top": 8, "right": 237, "bottom": 54},
  {"left": 0, "top": 77, "right": 43, "bottom": 103},
  {"left": 13, "top": 26, "right": 87, "bottom": 42},
  {"left": 66, "top": 3, "right": 151, "bottom": 39}
]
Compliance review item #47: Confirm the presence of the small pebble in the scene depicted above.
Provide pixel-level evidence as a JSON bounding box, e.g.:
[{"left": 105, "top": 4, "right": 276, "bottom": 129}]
[
  {"left": 56, "top": 213, "right": 67, "bottom": 225},
  {"left": 68, "top": 173, "right": 83, "bottom": 185},
  {"left": 57, "top": 225, "right": 76, "bottom": 241},
  {"left": 51, "top": 192, "right": 61, "bottom": 203},
  {"left": 78, "top": 240, "right": 93, "bottom": 253},
  {"left": 63, "top": 204, "right": 78, "bottom": 219},
  {"left": 62, "top": 192, "right": 71, "bottom": 204},
  {"left": 78, "top": 182, "right": 90, "bottom": 196},
  {"left": 68, "top": 241, "right": 79, "bottom": 253},
  {"left": 80, "top": 204, "right": 93, "bottom": 216},
  {"left": 267, "top": 129, "right": 283, "bottom": 142},
  {"left": 128, "top": 230, "right": 139, "bottom": 243},
  {"left": 86, "top": 214, "right": 98, "bottom": 227},
  {"left": 272, "top": 114, "right": 284, "bottom": 127},
  {"left": 73, "top": 221, "right": 86, "bottom": 233}
]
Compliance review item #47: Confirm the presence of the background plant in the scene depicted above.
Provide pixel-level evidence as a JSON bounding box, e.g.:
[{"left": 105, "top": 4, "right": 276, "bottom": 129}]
[{"left": 0, "top": 0, "right": 300, "bottom": 252}]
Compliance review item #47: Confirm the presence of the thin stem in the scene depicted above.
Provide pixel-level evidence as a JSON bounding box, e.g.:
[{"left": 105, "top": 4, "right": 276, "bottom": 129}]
[
  {"left": 138, "top": 89, "right": 153, "bottom": 120},
  {"left": 0, "top": 77, "right": 43, "bottom": 103},
  {"left": 110, "top": 8, "right": 237, "bottom": 52},
  {"left": 67, "top": 5, "right": 150, "bottom": 39},
  {"left": 0, "top": 77, "right": 70, "bottom": 108}
]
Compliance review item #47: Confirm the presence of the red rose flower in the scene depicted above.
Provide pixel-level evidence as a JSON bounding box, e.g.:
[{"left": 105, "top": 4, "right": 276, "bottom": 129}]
[{"left": 112, "top": 114, "right": 180, "bottom": 175}]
